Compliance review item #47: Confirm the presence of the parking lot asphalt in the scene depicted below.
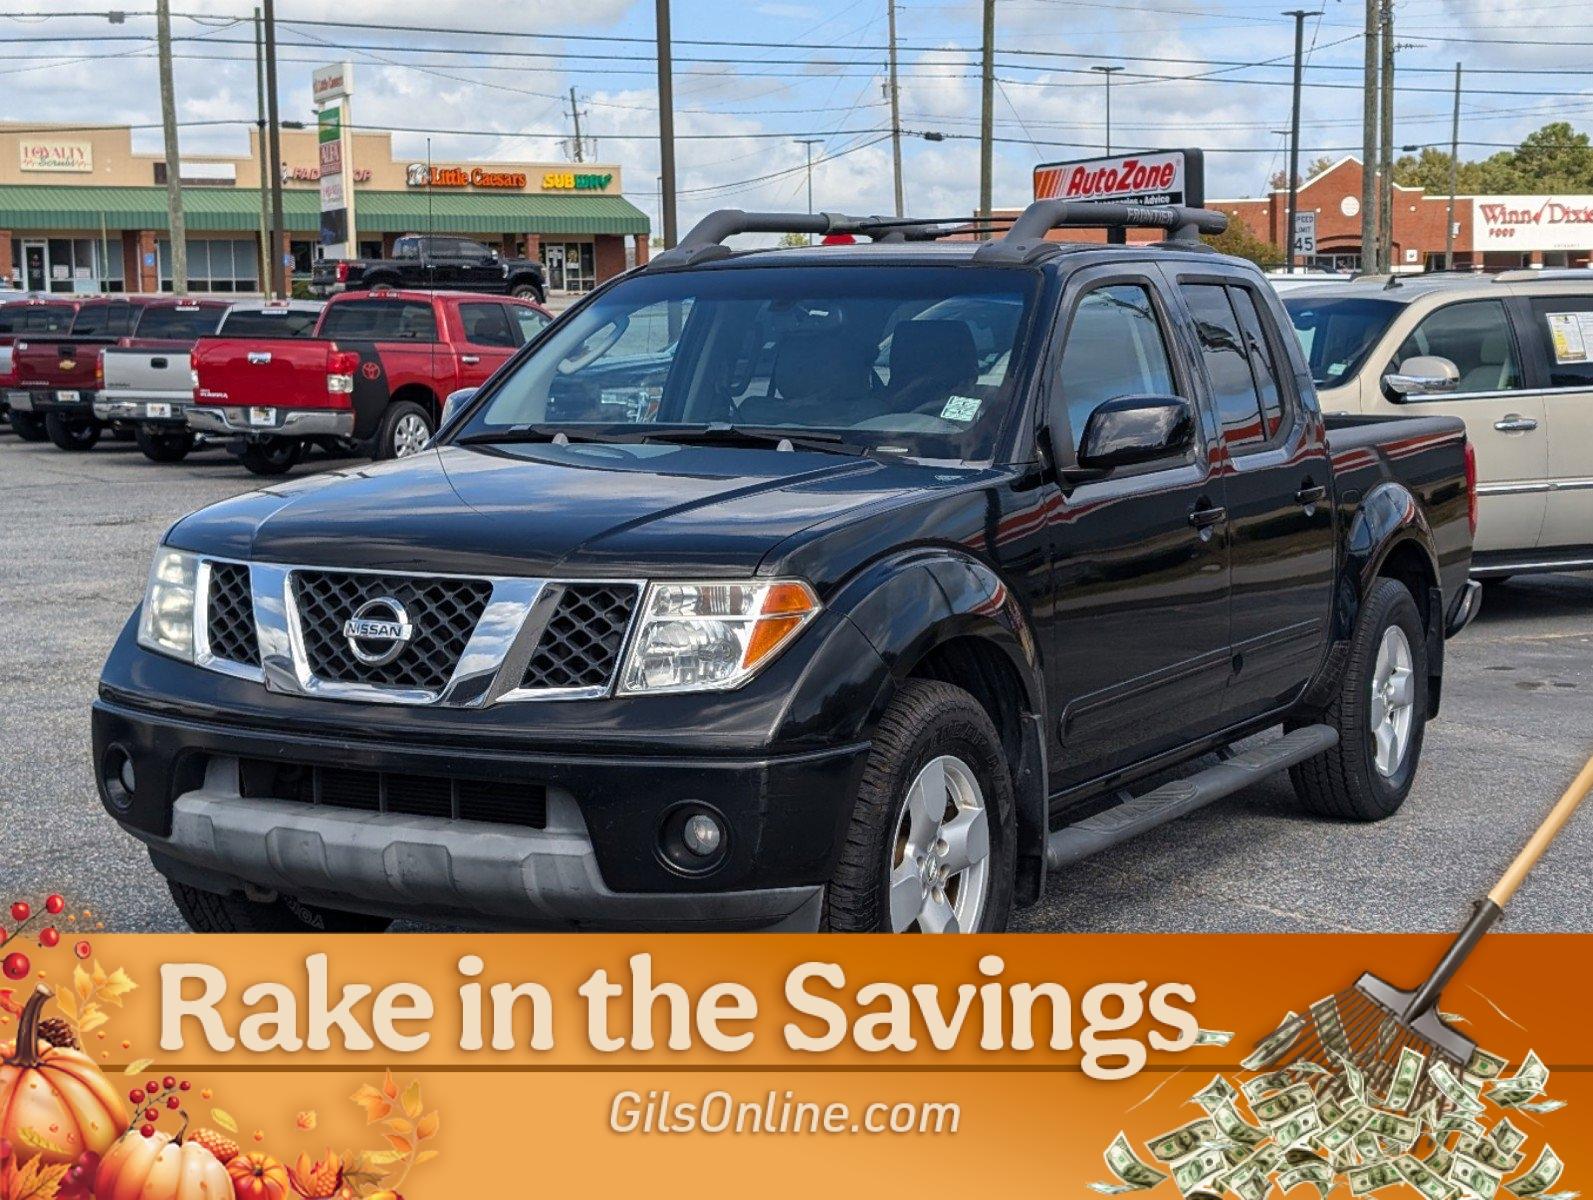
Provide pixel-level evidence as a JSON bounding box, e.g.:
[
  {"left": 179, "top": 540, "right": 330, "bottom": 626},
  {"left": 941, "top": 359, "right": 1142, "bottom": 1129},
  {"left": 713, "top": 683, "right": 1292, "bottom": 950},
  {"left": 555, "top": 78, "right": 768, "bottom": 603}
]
[{"left": 1, "top": 430, "right": 1589, "bottom": 934}]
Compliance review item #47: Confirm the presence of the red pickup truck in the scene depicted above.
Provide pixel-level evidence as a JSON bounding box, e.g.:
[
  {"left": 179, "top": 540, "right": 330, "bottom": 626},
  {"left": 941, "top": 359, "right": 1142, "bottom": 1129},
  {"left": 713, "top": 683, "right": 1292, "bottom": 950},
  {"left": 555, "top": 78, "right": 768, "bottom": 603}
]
[
  {"left": 2, "top": 298, "right": 84, "bottom": 439},
  {"left": 189, "top": 288, "right": 553, "bottom": 474},
  {"left": 9, "top": 296, "right": 169, "bottom": 450}
]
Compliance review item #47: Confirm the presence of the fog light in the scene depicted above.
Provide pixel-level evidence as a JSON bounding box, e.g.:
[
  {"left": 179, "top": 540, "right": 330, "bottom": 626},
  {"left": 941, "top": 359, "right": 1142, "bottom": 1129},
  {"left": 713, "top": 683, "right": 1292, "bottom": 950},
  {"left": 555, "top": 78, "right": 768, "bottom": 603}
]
[
  {"left": 119, "top": 756, "right": 137, "bottom": 795},
  {"left": 683, "top": 813, "right": 723, "bottom": 857},
  {"left": 101, "top": 746, "right": 135, "bottom": 812}
]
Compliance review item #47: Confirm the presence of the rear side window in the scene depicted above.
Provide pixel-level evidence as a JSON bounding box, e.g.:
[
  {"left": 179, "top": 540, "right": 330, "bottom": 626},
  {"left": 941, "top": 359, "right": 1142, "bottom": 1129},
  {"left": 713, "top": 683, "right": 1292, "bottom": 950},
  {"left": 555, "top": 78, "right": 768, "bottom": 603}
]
[
  {"left": 1056, "top": 283, "right": 1179, "bottom": 454},
  {"left": 319, "top": 300, "right": 438, "bottom": 342},
  {"left": 1529, "top": 296, "right": 1593, "bottom": 388},
  {"left": 135, "top": 305, "right": 224, "bottom": 340},
  {"left": 510, "top": 305, "right": 551, "bottom": 344},
  {"left": 1229, "top": 287, "right": 1285, "bottom": 440},
  {"left": 458, "top": 302, "right": 515, "bottom": 348},
  {"left": 1182, "top": 282, "right": 1273, "bottom": 449},
  {"left": 218, "top": 308, "right": 321, "bottom": 338},
  {"left": 1391, "top": 300, "right": 1521, "bottom": 395}
]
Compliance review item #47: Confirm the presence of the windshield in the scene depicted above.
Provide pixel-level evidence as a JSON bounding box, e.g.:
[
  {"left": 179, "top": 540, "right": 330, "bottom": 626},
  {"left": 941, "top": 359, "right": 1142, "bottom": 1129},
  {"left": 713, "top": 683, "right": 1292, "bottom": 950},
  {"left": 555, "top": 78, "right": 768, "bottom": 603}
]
[
  {"left": 451, "top": 264, "right": 1039, "bottom": 461},
  {"left": 135, "top": 305, "right": 223, "bottom": 340},
  {"left": 1283, "top": 295, "right": 1403, "bottom": 388}
]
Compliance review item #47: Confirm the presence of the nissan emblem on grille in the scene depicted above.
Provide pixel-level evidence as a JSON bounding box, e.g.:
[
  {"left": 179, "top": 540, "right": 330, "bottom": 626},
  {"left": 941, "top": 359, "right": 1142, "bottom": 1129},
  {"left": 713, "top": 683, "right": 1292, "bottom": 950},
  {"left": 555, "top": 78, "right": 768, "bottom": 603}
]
[{"left": 342, "top": 597, "right": 414, "bottom": 666}]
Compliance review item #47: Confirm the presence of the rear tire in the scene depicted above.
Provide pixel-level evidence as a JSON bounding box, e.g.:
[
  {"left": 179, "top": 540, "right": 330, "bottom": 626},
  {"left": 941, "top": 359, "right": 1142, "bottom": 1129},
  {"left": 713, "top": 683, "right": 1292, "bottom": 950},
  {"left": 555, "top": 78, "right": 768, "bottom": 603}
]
[
  {"left": 7, "top": 411, "right": 47, "bottom": 441},
  {"left": 1289, "top": 577, "right": 1428, "bottom": 821},
  {"left": 373, "top": 399, "right": 434, "bottom": 460},
  {"left": 239, "top": 436, "right": 303, "bottom": 476},
  {"left": 44, "top": 413, "right": 100, "bottom": 451},
  {"left": 168, "top": 879, "right": 392, "bottom": 933},
  {"left": 825, "top": 679, "right": 1015, "bottom": 933},
  {"left": 135, "top": 426, "right": 194, "bottom": 463},
  {"left": 510, "top": 282, "right": 545, "bottom": 303}
]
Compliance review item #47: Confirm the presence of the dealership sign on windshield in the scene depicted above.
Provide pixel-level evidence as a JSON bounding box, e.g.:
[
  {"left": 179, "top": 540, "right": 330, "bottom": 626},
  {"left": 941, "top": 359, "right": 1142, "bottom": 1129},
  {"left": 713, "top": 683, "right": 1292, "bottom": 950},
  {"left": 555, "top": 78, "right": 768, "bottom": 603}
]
[
  {"left": 1033, "top": 149, "right": 1205, "bottom": 208},
  {"left": 1473, "top": 195, "right": 1593, "bottom": 252}
]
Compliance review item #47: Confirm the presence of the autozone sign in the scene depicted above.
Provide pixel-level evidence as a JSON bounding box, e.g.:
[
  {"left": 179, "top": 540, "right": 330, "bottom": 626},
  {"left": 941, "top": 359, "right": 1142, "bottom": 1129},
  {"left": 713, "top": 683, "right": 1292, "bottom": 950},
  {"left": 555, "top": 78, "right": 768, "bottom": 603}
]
[
  {"left": 1033, "top": 149, "right": 1204, "bottom": 208},
  {"left": 1473, "top": 195, "right": 1593, "bottom": 253}
]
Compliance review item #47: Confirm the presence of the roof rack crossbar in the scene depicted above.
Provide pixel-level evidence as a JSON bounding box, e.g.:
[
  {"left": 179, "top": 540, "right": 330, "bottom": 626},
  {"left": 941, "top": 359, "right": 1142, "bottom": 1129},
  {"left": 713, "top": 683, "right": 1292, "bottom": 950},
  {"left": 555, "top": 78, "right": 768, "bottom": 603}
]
[
  {"left": 646, "top": 209, "right": 1003, "bottom": 267},
  {"left": 973, "top": 199, "right": 1228, "bottom": 264}
]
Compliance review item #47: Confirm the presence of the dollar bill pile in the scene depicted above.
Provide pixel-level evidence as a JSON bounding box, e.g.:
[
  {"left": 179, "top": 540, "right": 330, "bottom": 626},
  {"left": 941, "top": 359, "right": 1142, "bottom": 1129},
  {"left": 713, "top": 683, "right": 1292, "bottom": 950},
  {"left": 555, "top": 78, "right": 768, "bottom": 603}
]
[{"left": 1090, "top": 1008, "right": 1573, "bottom": 1200}]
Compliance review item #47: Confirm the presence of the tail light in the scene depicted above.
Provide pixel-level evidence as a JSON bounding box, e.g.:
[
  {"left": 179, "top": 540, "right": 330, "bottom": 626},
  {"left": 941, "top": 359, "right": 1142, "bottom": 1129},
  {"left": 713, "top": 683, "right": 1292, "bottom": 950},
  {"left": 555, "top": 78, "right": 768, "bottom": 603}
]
[
  {"left": 335, "top": 261, "right": 350, "bottom": 283},
  {"left": 1463, "top": 440, "right": 1478, "bottom": 538},
  {"left": 327, "top": 348, "right": 360, "bottom": 396},
  {"left": 95, "top": 354, "right": 104, "bottom": 386}
]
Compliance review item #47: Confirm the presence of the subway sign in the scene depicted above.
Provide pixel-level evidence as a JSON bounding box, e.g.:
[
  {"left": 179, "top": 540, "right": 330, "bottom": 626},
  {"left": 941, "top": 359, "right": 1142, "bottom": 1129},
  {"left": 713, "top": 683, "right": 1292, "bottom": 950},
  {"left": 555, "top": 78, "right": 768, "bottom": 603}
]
[
  {"left": 1032, "top": 149, "right": 1204, "bottom": 208},
  {"left": 542, "top": 171, "right": 614, "bottom": 191}
]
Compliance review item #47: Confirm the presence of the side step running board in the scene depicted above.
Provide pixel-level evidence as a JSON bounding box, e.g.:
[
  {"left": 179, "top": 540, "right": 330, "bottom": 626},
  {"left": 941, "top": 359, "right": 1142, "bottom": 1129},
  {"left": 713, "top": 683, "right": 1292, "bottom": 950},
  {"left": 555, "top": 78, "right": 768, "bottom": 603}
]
[{"left": 1045, "top": 724, "right": 1339, "bottom": 870}]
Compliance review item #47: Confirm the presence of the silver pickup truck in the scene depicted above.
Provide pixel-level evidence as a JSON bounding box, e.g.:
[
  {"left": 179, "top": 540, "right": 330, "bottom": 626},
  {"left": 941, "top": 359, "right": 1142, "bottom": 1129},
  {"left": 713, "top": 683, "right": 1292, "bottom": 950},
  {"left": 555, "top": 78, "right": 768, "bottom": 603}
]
[{"left": 97, "top": 299, "right": 321, "bottom": 462}]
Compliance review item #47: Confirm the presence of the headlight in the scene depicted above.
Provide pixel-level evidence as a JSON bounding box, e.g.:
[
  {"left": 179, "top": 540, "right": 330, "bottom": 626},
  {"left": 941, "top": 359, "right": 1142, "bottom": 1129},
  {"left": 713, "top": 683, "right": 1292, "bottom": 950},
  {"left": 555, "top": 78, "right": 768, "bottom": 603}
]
[
  {"left": 617, "top": 580, "right": 819, "bottom": 695},
  {"left": 136, "top": 547, "right": 199, "bottom": 662}
]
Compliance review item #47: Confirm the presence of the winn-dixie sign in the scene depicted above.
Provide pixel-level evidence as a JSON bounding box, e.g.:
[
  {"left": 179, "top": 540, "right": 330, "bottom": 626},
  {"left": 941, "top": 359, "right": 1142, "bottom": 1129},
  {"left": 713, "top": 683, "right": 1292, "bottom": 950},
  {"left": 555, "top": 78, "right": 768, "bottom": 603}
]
[
  {"left": 1473, "top": 195, "right": 1593, "bottom": 253},
  {"left": 1033, "top": 149, "right": 1203, "bottom": 208}
]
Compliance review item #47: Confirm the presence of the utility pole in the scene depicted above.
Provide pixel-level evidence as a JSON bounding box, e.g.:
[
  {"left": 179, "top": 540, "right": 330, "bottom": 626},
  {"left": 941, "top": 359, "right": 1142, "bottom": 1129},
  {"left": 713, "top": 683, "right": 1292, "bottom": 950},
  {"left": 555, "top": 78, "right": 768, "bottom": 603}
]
[
  {"left": 253, "top": 7, "right": 271, "bottom": 295},
  {"left": 1360, "top": 0, "right": 1378, "bottom": 274},
  {"left": 795, "top": 138, "right": 823, "bottom": 244},
  {"left": 1283, "top": 11, "right": 1320, "bottom": 274},
  {"left": 1446, "top": 62, "right": 1462, "bottom": 270},
  {"left": 1378, "top": 0, "right": 1395, "bottom": 273},
  {"left": 1091, "top": 65, "right": 1124, "bottom": 155},
  {"left": 887, "top": 0, "right": 903, "bottom": 217},
  {"left": 263, "top": 0, "right": 287, "bottom": 297},
  {"left": 567, "top": 87, "right": 586, "bottom": 163},
  {"left": 656, "top": 0, "right": 678, "bottom": 249},
  {"left": 156, "top": 0, "right": 187, "bottom": 294},
  {"left": 978, "top": 0, "right": 994, "bottom": 236}
]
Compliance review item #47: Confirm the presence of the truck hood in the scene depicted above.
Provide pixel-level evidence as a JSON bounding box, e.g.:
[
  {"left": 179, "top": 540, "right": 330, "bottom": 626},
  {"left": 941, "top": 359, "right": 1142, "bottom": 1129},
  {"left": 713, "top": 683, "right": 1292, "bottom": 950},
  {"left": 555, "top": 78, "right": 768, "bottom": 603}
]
[{"left": 167, "top": 441, "right": 973, "bottom": 579}]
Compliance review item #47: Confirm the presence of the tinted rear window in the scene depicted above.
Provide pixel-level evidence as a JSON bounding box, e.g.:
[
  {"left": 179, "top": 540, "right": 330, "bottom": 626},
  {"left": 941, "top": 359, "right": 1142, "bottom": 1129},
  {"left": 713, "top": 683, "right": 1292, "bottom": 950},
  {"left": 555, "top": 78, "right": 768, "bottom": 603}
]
[
  {"left": 319, "top": 299, "right": 437, "bottom": 341},
  {"left": 0, "top": 305, "right": 75, "bottom": 334},
  {"left": 218, "top": 308, "right": 321, "bottom": 338},
  {"left": 135, "top": 304, "right": 225, "bottom": 340}
]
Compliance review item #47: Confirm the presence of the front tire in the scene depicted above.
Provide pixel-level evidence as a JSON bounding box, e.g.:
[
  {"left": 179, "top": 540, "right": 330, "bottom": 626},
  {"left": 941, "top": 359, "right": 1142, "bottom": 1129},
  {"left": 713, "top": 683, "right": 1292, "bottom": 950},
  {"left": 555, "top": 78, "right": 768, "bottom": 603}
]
[
  {"left": 510, "top": 282, "right": 545, "bottom": 303},
  {"left": 239, "top": 436, "right": 303, "bottom": 476},
  {"left": 7, "top": 411, "right": 47, "bottom": 441},
  {"left": 45, "top": 413, "right": 101, "bottom": 451},
  {"left": 1289, "top": 577, "right": 1428, "bottom": 821},
  {"left": 373, "top": 399, "right": 434, "bottom": 460},
  {"left": 135, "top": 426, "right": 194, "bottom": 463},
  {"left": 826, "top": 680, "right": 1015, "bottom": 933},
  {"left": 168, "top": 880, "right": 392, "bottom": 933}
]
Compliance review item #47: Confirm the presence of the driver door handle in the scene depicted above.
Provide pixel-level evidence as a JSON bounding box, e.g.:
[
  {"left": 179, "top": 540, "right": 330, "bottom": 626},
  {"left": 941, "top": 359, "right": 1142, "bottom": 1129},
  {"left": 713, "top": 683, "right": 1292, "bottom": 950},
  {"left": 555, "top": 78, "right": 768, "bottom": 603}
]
[
  {"left": 460, "top": 354, "right": 481, "bottom": 365},
  {"left": 1188, "top": 500, "right": 1227, "bottom": 539},
  {"left": 1295, "top": 480, "right": 1327, "bottom": 506},
  {"left": 1493, "top": 414, "right": 1538, "bottom": 432}
]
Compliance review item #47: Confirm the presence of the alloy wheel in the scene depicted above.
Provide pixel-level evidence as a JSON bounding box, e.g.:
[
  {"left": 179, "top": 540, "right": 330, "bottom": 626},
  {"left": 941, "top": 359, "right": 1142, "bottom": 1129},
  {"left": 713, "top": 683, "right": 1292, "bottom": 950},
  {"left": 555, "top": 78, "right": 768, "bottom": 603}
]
[{"left": 887, "top": 755, "right": 992, "bottom": 933}]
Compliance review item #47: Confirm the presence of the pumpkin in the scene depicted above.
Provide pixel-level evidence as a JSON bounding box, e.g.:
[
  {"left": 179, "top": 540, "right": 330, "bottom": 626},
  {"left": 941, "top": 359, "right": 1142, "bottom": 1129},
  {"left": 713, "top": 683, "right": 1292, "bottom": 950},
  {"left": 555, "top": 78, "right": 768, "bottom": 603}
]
[
  {"left": 0, "top": 987, "right": 126, "bottom": 1167},
  {"left": 227, "top": 1152, "right": 292, "bottom": 1200},
  {"left": 94, "top": 1125, "right": 232, "bottom": 1200}
]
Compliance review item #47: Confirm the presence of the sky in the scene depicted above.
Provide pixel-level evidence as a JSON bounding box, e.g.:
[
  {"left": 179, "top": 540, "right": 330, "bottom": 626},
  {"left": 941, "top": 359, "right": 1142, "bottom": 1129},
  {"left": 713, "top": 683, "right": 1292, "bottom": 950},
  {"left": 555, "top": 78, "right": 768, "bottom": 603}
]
[{"left": 2, "top": 0, "right": 1590, "bottom": 238}]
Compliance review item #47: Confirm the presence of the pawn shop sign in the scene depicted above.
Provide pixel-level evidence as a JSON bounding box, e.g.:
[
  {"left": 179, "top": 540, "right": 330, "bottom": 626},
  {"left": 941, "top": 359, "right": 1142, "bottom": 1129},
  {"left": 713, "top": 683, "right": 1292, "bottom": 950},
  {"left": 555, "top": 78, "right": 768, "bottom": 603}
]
[{"left": 1033, "top": 148, "right": 1205, "bottom": 209}]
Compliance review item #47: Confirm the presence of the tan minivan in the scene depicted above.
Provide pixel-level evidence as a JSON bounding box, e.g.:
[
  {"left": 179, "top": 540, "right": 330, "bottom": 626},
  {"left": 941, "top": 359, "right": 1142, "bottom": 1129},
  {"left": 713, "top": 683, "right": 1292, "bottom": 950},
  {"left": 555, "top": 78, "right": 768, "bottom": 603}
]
[{"left": 1284, "top": 271, "right": 1593, "bottom": 578}]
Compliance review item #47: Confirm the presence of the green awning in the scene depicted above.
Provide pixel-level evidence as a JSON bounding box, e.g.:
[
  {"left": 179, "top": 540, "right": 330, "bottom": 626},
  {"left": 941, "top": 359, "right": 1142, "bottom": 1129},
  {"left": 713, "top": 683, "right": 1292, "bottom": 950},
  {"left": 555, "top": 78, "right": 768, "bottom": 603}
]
[{"left": 0, "top": 185, "right": 650, "bottom": 237}]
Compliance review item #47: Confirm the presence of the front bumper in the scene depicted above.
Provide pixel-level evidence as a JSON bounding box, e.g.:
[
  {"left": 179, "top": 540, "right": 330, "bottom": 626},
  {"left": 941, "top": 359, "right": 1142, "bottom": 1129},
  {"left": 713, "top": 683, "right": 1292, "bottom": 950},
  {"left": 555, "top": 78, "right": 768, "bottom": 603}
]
[
  {"left": 188, "top": 406, "right": 354, "bottom": 438},
  {"left": 92, "top": 692, "right": 868, "bottom": 930},
  {"left": 95, "top": 394, "right": 192, "bottom": 425}
]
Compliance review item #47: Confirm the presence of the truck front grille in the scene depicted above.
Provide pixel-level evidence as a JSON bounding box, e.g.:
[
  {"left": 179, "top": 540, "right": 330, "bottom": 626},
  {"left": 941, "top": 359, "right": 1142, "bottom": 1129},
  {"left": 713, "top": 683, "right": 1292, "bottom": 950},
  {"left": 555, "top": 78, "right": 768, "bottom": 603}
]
[
  {"left": 205, "top": 562, "right": 258, "bottom": 666},
  {"left": 237, "top": 758, "right": 547, "bottom": 829},
  {"left": 291, "top": 569, "right": 493, "bottom": 691},
  {"left": 521, "top": 583, "right": 640, "bottom": 691}
]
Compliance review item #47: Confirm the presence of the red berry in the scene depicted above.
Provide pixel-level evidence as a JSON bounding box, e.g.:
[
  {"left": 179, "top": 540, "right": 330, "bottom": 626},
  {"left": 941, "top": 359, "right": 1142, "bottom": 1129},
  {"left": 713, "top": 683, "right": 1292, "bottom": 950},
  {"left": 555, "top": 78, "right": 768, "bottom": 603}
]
[
  {"left": 139, "top": 1124, "right": 155, "bottom": 1138},
  {"left": 73, "top": 940, "right": 91, "bottom": 959},
  {"left": 146, "top": 1080, "right": 159, "bottom": 1095},
  {"left": 166, "top": 1096, "right": 180, "bottom": 1110},
  {"left": 9, "top": 902, "right": 29, "bottom": 923},
  {"left": 143, "top": 1107, "right": 159, "bottom": 1122},
  {"left": 129, "top": 1089, "right": 145, "bottom": 1104},
  {"left": 178, "top": 1080, "right": 191, "bottom": 1091},
  {"left": 162, "top": 1075, "right": 176, "bottom": 1090},
  {"left": 2, "top": 952, "right": 29, "bottom": 981},
  {"left": 78, "top": 1151, "right": 99, "bottom": 1169},
  {"left": 39, "top": 927, "right": 60, "bottom": 948},
  {"left": 45, "top": 895, "right": 65, "bottom": 915}
]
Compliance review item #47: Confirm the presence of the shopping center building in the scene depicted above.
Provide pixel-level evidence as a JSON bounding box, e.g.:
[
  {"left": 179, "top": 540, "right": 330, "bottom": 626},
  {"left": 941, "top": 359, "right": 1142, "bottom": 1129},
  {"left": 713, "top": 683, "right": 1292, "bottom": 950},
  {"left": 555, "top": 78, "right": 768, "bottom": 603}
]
[{"left": 0, "top": 123, "right": 650, "bottom": 295}]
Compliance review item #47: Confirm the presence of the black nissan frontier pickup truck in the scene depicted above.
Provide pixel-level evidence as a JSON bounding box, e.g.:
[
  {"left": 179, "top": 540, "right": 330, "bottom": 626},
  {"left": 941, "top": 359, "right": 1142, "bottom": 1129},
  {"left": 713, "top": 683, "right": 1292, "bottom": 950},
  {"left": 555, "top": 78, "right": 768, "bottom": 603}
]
[{"left": 93, "top": 199, "right": 1481, "bottom": 934}]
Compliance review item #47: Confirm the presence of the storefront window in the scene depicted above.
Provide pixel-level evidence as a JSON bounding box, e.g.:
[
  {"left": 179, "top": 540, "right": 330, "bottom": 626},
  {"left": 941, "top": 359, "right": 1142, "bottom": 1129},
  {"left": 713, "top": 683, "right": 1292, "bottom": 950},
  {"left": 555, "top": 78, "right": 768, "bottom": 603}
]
[
  {"left": 157, "top": 238, "right": 263, "bottom": 293},
  {"left": 541, "top": 241, "right": 597, "bottom": 293},
  {"left": 29, "top": 237, "right": 123, "bottom": 293}
]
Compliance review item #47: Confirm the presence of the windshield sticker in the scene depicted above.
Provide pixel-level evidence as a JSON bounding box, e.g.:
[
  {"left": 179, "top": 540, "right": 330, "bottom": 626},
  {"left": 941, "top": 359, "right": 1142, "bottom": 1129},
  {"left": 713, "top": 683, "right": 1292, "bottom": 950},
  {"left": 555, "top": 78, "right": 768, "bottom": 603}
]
[
  {"left": 1545, "top": 311, "right": 1593, "bottom": 363},
  {"left": 940, "top": 395, "right": 983, "bottom": 423}
]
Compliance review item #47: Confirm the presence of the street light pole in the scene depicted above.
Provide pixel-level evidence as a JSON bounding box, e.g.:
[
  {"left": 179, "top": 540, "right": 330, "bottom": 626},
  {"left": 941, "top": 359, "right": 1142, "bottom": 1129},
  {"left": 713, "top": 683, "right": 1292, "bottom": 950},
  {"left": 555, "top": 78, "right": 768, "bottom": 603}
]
[
  {"left": 1091, "top": 65, "right": 1124, "bottom": 155},
  {"left": 887, "top": 0, "right": 903, "bottom": 217},
  {"left": 253, "top": 7, "right": 271, "bottom": 295},
  {"left": 1446, "top": 62, "right": 1462, "bottom": 270},
  {"left": 1377, "top": 0, "right": 1395, "bottom": 272},
  {"left": 796, "top": 138, "right": 823, "bottom": 244},
  {"left": 978, "top": 0, "right": 994, "bottom": 236},
  {"left": 1283, "top": 10, "right": 1322, "bottom": 274},
  {"left": 262, "top": 0, "right": 286, "bottom": 297},
  {"left": 156, "top": 0, "right": 187, "bottom": 294},
  {"left": 655, "top": 0, "right": 678, "bottom": 249}
]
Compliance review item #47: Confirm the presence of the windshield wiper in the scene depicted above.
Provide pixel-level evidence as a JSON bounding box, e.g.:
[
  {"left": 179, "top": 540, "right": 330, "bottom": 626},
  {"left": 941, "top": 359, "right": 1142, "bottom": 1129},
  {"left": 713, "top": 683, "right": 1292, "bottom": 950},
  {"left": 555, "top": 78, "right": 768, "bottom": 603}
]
[
  {"left": 638, "top": 423, "right": 866, "bottom": 456},
  {"left": 454, "top": 426, "right": 627, "bottom": 446}
]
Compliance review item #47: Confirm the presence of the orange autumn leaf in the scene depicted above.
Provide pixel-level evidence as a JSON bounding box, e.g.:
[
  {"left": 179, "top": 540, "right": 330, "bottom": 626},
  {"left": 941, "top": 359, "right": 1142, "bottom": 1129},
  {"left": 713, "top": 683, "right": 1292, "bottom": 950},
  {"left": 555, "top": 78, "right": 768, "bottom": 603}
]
[
  {"left": 381, "top": 1070, "right": 398, "bottom": 1100},
  {"left": 350, "top": 1084, "right": 393, "bottom": 1124},
  {"left": 382, "top": 1134, "right": 412, "bottom": 1156},
  {"left": 296, "top": 1110, "right": 317, "bottom": 1131},
  {"left": 414, "top": 1111, "right": 439, "bottom": 1141},
  {"left": 399, "top": 1081, "right": 422, "bottom": 1120}
]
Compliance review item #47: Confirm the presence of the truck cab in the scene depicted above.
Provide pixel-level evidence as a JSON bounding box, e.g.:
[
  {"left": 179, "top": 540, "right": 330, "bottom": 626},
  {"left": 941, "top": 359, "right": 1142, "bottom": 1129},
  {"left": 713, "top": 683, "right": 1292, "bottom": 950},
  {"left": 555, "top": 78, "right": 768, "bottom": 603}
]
[{"left": 10, "top": 296, "right": 156, "bottom": 450}]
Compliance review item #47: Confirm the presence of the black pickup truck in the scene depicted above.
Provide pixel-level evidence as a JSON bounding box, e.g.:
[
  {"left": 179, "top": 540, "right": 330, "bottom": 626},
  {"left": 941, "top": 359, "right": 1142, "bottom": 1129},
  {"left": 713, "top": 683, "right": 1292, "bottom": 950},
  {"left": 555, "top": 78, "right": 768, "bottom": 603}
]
[
  {"left": 93, "top": 200, "right": 1480, "bottom": 934},
  {"left": 310, "top": 234, "right": 545, "bottom": 302}
]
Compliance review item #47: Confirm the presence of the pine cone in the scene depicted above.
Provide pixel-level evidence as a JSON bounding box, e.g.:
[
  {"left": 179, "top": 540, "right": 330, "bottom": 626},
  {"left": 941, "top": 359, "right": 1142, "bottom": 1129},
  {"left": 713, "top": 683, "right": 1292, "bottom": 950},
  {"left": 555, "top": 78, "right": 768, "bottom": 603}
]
[{"left": 37, "top": 1016, "right": 78, "bottom": 1049}]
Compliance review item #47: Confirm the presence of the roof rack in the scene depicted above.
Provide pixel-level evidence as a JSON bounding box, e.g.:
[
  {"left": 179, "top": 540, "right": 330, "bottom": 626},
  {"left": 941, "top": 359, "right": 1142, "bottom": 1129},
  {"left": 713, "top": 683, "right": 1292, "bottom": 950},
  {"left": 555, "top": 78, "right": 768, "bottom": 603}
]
[
  {"left": 1492, "top": 267, "right": 1593, "bottom": 283},
  {"left": 972, "top": 199, "right": 1227, "bottom": 264},
  {"left": 646, "top": 209, "right": 1008, "bottom": 269}
]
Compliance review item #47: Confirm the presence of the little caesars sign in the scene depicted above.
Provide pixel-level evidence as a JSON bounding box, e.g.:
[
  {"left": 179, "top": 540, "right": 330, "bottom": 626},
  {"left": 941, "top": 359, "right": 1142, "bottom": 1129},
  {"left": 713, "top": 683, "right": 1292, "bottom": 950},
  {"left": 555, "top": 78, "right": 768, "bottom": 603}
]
[{"left": 1473, "top": 195, "right": 1593, "bottom": 253}]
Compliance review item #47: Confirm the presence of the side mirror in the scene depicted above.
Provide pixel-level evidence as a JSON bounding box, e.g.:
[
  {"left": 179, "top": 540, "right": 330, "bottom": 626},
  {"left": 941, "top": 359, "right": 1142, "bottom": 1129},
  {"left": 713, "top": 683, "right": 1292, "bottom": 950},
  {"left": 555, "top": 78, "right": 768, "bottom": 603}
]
[
  {"left": 1383, "top": 355, "right": 1459, "bottom": 399},
  {"left": 1077, "top": 394, "right": 1194, "bottom": 471},
  {"left": 438, "top": 387, "right": 478, "bottom": 431}
]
